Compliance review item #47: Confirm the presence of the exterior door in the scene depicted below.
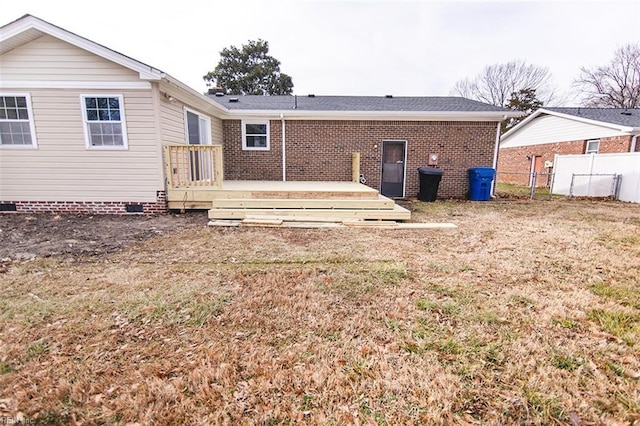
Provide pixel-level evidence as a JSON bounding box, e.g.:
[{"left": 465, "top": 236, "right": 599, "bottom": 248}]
[
  {"left": 380, "top": 140, "right": 406, "bottom": 198},
  {"left": 185, "top": 109, "right": 211, "bottom": 182}
]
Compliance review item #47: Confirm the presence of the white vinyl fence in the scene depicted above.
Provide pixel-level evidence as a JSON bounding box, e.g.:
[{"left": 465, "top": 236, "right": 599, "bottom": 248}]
[{"left": 551, "top": 153, "right": 640, "bottom": 203}]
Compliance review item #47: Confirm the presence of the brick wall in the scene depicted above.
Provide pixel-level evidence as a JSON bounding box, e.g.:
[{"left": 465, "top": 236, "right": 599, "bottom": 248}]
[
  {"left": 497, "top": 135, "right": 634, "bottom": 186},
  {"left": 599, "top": 135, "right": 634, "bottom": 153},
  {"left": 223, "top": 120, "right": 498, "bottom": 198},
  {"left": 0, "top": 191, "right": 168, "bottom": 214}
]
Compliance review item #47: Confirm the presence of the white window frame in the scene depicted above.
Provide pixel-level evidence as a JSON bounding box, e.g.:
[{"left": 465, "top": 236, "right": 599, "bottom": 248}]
[
  {"left": 241, "top": 119, "right": 270, "bottom": 151},
  {"left": 585, "top": 139, "right": 600, "bottom": 154},
  {"left": 0, "top": 93, "right": 38, "bottom": 148},
  {"left": 183, "top": 107, "right": 212, "bottom": 145},
  {"left": 80, "top": 94, "right": 128, "bottom": 150}
]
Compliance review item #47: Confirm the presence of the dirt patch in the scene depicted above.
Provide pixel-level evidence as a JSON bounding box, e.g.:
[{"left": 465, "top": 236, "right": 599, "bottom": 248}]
[{"left": 0, "top": 211, "right": 208, "bottom": 261}]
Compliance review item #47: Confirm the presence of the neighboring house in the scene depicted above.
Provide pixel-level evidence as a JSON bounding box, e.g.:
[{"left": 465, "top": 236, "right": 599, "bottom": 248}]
[
  {"left": 1, "top": 15, "right": 517, "bottom": 215},
  {"left": 498, "top": 108, "right": 640, "bottom": 186}
]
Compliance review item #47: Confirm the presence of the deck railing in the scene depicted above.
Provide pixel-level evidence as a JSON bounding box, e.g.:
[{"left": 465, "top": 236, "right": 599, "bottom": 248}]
[{"left": 164, "top": 144, "right": 224, "bottom": 189}]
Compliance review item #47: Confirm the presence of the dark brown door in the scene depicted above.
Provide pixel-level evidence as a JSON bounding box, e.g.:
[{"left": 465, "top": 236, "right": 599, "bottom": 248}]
[{"left": 381, "top": 140, "right": 406, "bottom": 198}]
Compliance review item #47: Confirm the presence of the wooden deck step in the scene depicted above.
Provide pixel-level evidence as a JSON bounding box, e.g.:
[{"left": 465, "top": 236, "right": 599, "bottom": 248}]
[
  {"left": 207, "top": 204, "right": 411, "bottom": 221},
  {"left": 209, "top": 181, "right": 379, "bottom": 200},
  {"left": 207, "top": 218, "right": 457, "bottom": 230},
  {"left": 211, "top": 195, "right": 395, "bottom": 210}
]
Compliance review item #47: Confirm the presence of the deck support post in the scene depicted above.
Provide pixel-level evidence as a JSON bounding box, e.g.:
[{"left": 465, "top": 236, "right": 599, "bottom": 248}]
[
  {"left": 163, "top": 145, "right": 174, "bottom": 188},
  {"left": 352, "top": 152, "right": 361, "bottom": 183},
  {"left": 214, "top": 145, "right": 224, "bottom": 189}
]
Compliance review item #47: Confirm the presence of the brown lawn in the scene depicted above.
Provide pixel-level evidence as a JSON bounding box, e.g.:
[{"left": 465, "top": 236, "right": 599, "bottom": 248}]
[{"left": 1, "top": 199, "right": 639, "bottom": 425}]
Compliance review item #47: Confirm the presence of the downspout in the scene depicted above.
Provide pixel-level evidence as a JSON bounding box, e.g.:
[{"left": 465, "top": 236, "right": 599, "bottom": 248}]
[
  {"left": 281, "top": 113, "right": 286, "bottom": 181},
  {"left": 490, "top": 117, "right": 505, "bottom": 196},
  {"left": 630, "top": 133, "right": 639, "bottom": 153}
]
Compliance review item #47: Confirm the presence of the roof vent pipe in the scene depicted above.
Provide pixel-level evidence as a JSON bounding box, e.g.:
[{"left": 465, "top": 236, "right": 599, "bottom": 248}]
[
  {"left": 293, "top": 94, "right": 297, "bottom": 109},
  {"left": 308, "top": 94, "right": 315, "bottom": 98},
  {"left": 385, "top": 95, "right": 393, "bottom": 98}
]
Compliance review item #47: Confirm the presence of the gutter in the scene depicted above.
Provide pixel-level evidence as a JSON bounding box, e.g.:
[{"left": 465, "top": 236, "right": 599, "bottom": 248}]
[
  {"left": 159, "top": 74, "right": 229, "bottom": 116},
  {"left": 630, "top": 132, "right": 639, "bottom": 153},
  {"left": 217, "top": 109, "right": 521, "bottom": 122}
]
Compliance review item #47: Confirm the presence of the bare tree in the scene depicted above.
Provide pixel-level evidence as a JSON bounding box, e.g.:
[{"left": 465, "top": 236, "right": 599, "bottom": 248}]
[
  {"left": 575, "top": 43, "right": 640, "bottom": 108},
  {"left": 450, "top": 60, "right": 558, "bottom": 107}
]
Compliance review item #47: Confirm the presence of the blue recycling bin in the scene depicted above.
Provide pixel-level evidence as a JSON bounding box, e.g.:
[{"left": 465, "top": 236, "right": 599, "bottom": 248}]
[{"left": 468, "top": 167, "right": 495, "bottom": 201}]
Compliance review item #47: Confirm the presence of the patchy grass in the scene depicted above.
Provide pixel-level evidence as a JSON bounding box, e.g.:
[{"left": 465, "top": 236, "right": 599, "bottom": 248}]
[
  {"left": 1, "top": 199, "right": 640, "bottom": 424},
  {"left": 589, "top": 281, "right": 640, "bottom": 310},
  {"left": 587, "top": 309, "right": 640, "bottom": 346},
  {"left": 495, "top": 182, "right": 556, "bottom": 199}
]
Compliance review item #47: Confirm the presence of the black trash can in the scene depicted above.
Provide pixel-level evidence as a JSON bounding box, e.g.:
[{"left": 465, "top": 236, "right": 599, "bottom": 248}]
[{"left": 418, "top": 167, "right": 443, "bottom": 202}]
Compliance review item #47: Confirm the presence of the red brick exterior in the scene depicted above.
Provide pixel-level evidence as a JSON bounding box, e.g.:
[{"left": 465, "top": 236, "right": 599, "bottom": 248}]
[
  {"left": 497, "top": 135, "right": 635, "bottom": 186},
  {"left": 223, "top": 120, "right": 498, "bottom": 198},
  {"left": 0, "top": 191, "right": 168, "bottom": 214}
]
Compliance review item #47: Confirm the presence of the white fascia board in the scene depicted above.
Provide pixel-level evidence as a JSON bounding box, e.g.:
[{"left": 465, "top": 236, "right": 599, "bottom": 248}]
[
  {"left": 224, "top": 109, "right": 518, "bottom": 121},
  {"left": 502, "top": 108, "right": 635, "bottom": 144},
  {"left": 159, "top": 77, "right": 229, "bottom": 117},
  {"left": 500, "top": 109, "right": 546, "bottom": 142},
  {"left": 0, "top": 16, "right": 40, "bottom": 40},
  {"left": 0, "top": 15, "right": 163, "bottom": 81},
  {"left": 546, "top": 109, "right": 635, "bottom": 132}
]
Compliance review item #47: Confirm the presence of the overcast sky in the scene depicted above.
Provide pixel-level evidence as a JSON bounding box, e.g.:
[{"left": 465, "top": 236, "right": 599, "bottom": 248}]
[{"left": 4, "top": 0, "right": 640, "bottom": 105}]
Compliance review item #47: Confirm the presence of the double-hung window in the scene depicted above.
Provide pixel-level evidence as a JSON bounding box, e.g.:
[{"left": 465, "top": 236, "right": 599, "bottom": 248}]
[
  {"left": 0, "top": 94, "right": 37, "bottom": 147},
  {"left": 81, "top": 95, "right": 127, "bottom": 148},
  {"left": 585, "top": 139, "right": 600, "bottom": 154},
  {"left": 242, "top": 120, "right": 270, "bottom": 150}
]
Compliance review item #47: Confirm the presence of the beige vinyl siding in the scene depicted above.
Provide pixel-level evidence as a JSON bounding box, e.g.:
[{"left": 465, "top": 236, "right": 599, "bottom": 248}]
[
  {"left": 0, "top": 89, "right": 163, "bottom": 202},
  {"left": 160, "top": 99, "right": 186, "bottom": 144},
  {"left": 160, "top": 99, "right": 223, "bottom": 145},
  {"left": 1, "top": 34, "right": 140, "bottom": 82},
  {"left": 212, "top": 115, "right": 223, "bottom": 145},
  {"left": 502, "top": 115, "right": 629, "bottom": 148}
]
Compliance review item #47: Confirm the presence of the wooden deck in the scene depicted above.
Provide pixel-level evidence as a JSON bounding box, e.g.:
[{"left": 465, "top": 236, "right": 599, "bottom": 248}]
[
  {"left": 163, "top": 145, "right": 410, "bottom": 222},
  {"left": 167, "top": 180, "right": 411, "bottom": 221}
]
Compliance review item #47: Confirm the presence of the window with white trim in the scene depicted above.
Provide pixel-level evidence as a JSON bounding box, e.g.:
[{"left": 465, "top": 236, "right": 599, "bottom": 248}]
[
  {"left": 242, "top": 120, "right": 270, "bottom": 150},
  {"left": 585, "top": 139, "right": 600, "bottom": 154},
  {"left": 81, "top": 95, "right": 127, "bottom": 148},
  {"left": 0, "top": 94, "right": 37, "bottom": 147},
  {"left": 184, "top": 108, "right": 211, "bottom": 145}
]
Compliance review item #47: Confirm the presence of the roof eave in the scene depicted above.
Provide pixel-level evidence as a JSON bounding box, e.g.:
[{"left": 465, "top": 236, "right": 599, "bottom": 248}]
[
  {"left": 160, "top": 75, "right": 229, "bottom": 115},
  {"left": 501, "top": 108, "right": 638, "bottom": 144},
  {"left": 221, "top": 109, "right": 518, "bottom": 121},
  {"left": 500, "top": 108, "right": 548, "bottom": 141},
  {"left": 546, "top": 108, "right": 636, "bottom": 132}
]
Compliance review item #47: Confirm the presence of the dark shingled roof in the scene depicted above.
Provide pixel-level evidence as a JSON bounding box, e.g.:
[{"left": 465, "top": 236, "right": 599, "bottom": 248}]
[
  {"left": 207, "top": 95, "right": 508, "bottom": 112},
  {"left": 546, "top": 107, "right": 640, "bottom": 128}
]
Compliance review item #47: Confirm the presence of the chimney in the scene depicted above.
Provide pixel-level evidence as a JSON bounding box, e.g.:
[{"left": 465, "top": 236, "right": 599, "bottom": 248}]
[{"left": 207, "top": 87, "right": 225, "bottom": 95}]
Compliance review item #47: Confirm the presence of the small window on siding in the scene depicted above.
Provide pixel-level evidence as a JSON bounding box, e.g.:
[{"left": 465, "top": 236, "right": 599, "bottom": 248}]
[
  {"left": 585, "top": 139, "right": 600, "bottom": 154},
  {"left": 242, "top": 120, "right": 270, "bottom": 150},
  {"left": 0, "top": 94, "right": 37, "bottom": 147},
  {"left": 81, "top": 95, "right": 128, "bottom": 149}
]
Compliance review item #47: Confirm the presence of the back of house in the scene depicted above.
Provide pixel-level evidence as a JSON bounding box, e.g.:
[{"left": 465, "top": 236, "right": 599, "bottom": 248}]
[{"left": 1, "top": 15, "right": 517, "bottom": 215}]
